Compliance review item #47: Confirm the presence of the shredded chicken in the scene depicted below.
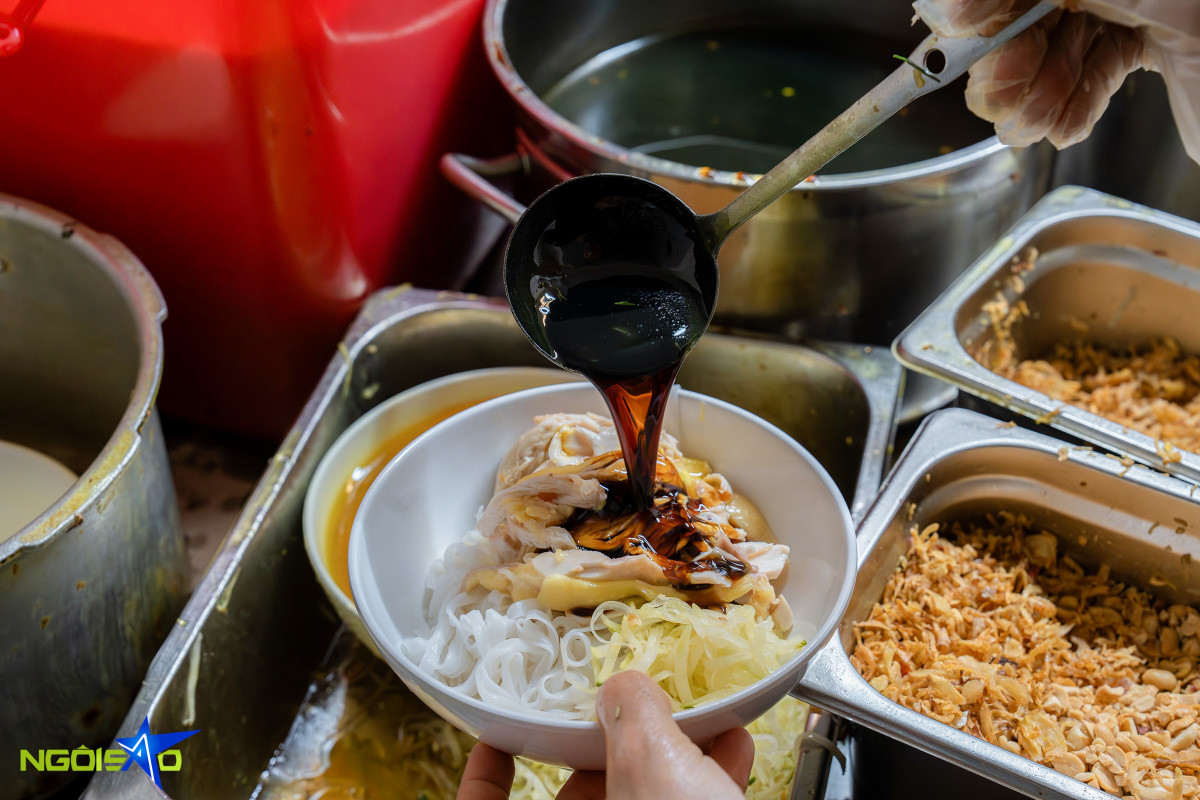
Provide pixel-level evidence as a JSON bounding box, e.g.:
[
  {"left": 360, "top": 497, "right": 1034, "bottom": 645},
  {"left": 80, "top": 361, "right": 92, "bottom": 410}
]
[
  {"left": 462, "top": 547, "right": 783, "bottom": 614},
  {"left": 471, "top": 414, "right": 788, "bottom": 622},
  {"left": 852, "top": 514, "right": 1200, "bottom": 800},
  {"left": 493, "top": 413, "right": 681, "bottom": 491},
  {"left": 973, "top": 255, "right": 1200, "bottom": 459}
]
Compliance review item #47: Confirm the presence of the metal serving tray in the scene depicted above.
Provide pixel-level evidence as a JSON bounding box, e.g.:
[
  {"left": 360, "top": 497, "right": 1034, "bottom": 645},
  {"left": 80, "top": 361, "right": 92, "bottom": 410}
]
[
  {"left": 83, "top": 288, "right": 901, "bottom": 799},
  {"left": 897, "top": 185, "right": 1200, "bottom": 484},
  {"left": 795, "top": 408, "right": 1200, "bottom": 800}
]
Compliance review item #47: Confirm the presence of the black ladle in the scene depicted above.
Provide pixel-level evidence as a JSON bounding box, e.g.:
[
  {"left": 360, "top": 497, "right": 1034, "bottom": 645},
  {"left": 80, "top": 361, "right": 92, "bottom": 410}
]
[{"left": 504, "top": 1, "right": 1055, "bottom": 373}]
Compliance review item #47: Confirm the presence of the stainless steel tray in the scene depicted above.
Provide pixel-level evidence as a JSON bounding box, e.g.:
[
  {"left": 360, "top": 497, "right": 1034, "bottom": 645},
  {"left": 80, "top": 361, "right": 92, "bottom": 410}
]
[
  {"left": 896, "top": 185, "right": 1200, "bottom": 483},
  {"left": 82, "top": 288, "right": 901, "bottom": 799},
  {"left": 794, "top": 408, "right": 1200, "bottom": 800}
]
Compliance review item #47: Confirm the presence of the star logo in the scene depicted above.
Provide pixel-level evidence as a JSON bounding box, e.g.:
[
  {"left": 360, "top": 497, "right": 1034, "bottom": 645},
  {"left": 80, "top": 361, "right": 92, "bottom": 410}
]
[{"left": 113, "top": 716, "right": 200, "bottom": 789}]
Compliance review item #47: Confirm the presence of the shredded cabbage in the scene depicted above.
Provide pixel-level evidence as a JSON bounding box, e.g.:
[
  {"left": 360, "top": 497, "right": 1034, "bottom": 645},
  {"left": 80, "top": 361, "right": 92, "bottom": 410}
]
[
  {"left": 512, "top": 759, "right": 572, "bottom": 800},
  {"left": 589, "top": 596, "right": 805, "bottom": 710},
  {"left": 745, "top": 695, "right": 808, "bottom": 800}
]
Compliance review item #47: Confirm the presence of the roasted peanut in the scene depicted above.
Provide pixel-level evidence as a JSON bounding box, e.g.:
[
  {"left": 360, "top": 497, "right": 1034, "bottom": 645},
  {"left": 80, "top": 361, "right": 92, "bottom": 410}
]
[
  {"left": 1144, "top": 668, "right": 1179, "bottom": 691},
  {"left": 1171, "top": 723, "right": 1198, "bottom": 751}
]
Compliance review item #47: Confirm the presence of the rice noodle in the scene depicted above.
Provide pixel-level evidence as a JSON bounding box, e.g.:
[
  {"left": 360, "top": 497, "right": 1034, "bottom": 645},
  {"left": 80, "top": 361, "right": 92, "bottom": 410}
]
[
  {"left": 403, "top": 533, "right": 602, "bottom": 719},
  {"left": 406, "top": 541, "right": 802, "bottom": 718}
]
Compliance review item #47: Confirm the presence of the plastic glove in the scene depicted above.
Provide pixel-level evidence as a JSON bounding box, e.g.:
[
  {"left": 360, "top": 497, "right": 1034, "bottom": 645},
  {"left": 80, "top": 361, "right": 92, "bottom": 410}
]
[{"left": 912, "top": 0, "right": 1200, "bottom": 163}]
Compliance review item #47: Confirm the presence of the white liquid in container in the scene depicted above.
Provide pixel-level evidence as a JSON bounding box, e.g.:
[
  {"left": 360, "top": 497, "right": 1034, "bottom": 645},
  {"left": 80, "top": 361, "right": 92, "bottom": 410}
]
[{"left": 0, "top": 439, "right": 77, "bottom": 539}]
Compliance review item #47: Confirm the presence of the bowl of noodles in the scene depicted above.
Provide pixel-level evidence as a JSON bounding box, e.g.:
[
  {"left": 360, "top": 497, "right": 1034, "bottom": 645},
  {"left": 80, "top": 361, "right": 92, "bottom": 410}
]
[{"left": 348, "top": 382, "right": 856, "bottom": 768}]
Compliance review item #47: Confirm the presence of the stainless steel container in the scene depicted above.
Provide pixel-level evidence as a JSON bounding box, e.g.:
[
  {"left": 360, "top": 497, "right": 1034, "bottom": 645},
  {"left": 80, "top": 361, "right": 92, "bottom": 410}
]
[
  {"left": 443, "top": 0, "right": 1055, "bottom": 420},
  {"left": 896, "top": 185, "right": 1200, "bottom": 485},
  {"left": 0, "top": 195, "right": 186, "bottom": 799},
  {"left": 794, "top": 408, "right": 1200, "bottom": 800},
  {"left": 82, "top": 287, "right": 901, "bottom": 799}
]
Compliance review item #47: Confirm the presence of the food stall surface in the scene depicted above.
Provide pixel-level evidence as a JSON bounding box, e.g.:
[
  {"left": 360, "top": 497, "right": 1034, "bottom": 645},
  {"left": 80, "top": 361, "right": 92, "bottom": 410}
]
[{"left": 80, "top": 288, "right": 901, "bottom": 800}]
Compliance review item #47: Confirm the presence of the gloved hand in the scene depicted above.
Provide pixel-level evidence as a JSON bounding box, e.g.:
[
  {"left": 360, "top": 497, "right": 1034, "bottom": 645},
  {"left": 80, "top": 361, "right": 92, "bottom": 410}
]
[{"left": 912, "top": 0, "right": 1200, "bottom": 163}]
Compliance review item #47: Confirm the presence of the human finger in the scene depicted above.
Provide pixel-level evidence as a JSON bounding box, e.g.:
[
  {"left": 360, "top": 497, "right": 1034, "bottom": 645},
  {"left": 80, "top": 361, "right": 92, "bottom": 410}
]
[
  {"left": 555, "top": 769, "right": 607, "bottom": 800},
  {"left": 705, "top": 727, "right": 755, "bottom": 791},
  {"left": 596, "top": 671, "right": 747, "bottom": 800},
  {"left": 965, "top": 12, "right": 1057, "bottom": 122},
  {"left": 597, "top": 670, "right": 699, "bottom": 780},
  {"left": 457, "top": 744, "right": 515, "bottom": 800},
  {"left": 1050, "top": 22, "right": 1143, "bottom": 147},
  {"left": 997, "top": 11, "right": 1105, "bottom": 146}
]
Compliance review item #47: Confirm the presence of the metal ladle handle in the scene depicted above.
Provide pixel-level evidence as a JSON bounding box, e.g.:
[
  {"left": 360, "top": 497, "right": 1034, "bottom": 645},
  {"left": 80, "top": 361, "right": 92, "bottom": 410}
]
[{"left": 700, "top": 0, "right": 1057, "bottom": 250}]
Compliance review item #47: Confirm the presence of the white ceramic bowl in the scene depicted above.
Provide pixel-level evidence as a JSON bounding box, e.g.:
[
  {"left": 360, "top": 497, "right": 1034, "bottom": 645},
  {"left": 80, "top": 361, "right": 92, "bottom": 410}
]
[
  {"left": 349, "top": 382, "right": 856, "bottom": 769},
  {"left": 303, "top": 367, "right": 577, "bottom": 652}
]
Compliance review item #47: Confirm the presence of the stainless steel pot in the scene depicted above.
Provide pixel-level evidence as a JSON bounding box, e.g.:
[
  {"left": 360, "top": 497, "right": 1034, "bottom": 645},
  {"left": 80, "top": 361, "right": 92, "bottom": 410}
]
[
  {"left": 444, "top": 0, "right": 1055, "bottom": 419},
  {"left": 0, "top": 195, "right": 186, "bottom": 799}
]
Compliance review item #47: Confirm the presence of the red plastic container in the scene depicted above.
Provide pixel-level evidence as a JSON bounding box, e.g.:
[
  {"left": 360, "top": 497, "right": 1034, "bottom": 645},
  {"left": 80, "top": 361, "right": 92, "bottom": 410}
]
[{"left": 0, "top": 0, "right": 510, "bottom": 435}]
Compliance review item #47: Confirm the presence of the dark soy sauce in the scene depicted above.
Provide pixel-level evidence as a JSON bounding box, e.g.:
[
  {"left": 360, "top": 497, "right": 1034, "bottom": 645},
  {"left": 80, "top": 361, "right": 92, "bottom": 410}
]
[
  {"left": 519, "top": 182, "right": 715, "bottom": 512},
  {"left": 566, "top": 474, "right": 749, "bottom": 584}
]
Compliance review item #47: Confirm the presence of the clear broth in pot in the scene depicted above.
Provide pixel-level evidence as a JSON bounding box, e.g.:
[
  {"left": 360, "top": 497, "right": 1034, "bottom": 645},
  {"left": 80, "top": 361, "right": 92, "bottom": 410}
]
[{"left": 543, "top": 25, "right": 993, "bottom": 175}]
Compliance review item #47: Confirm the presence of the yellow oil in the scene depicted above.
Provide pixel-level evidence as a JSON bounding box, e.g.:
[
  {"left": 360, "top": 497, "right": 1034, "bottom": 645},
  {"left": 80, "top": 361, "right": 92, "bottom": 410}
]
[{"left": 323, "top": 399, "right": 492, "bottom": 597}]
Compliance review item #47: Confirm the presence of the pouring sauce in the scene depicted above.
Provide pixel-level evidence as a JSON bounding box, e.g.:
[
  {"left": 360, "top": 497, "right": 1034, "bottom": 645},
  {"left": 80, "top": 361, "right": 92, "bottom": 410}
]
[
  {"left": 520, "top": 189, "right": 747, "bottom": 581},
  {"left": 528, "top": 192, "right": 713, "bottom": 510}
]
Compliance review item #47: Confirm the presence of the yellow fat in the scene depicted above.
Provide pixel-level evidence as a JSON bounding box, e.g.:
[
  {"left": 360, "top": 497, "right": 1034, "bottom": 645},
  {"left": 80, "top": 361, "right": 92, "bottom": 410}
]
[{"left": 537, "top": 575, "right": 689, "bottom": 610}]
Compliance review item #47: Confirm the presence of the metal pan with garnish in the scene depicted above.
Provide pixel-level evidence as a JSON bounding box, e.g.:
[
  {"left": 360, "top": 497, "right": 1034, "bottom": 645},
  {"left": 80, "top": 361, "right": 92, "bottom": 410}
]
[
  {"left": 795, "top": 408, "right": 1200, "bottom": 800},
  {"left": 897, "top": 185, "right": 1200, "bottom": 484}
]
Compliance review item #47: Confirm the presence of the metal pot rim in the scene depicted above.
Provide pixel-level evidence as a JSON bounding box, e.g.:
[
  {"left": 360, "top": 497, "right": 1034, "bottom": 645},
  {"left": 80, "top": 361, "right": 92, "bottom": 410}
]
[
  {"left": 483, "top": 0, "right": 1014, "bottom": 189},
  {"left": 0, "top": 193, "right": 166, "bottom": 562}
]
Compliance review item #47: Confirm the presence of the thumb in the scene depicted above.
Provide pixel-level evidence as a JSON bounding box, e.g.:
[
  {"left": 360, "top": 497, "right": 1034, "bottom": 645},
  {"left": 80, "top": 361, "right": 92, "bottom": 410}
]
[
  {"left": 595, "top": 671, "right": 749, "bottom": 800},
  {"left": 597, "top": 670, "right": 696, "bottom": 772}
]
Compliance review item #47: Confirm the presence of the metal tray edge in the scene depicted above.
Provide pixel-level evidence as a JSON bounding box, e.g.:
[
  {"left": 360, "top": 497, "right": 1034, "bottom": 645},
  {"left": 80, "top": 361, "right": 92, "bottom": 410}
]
[{"left": 807, "top": 341, "right": 903, "bottom": 522}]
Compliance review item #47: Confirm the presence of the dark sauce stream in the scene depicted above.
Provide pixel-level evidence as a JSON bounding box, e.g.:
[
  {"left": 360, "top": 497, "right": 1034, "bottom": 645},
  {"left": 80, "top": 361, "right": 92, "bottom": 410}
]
[
  {"left": 529, "top": 191, "right": 711, "bottom": 510},
  {"left": 538, "top": 269, "right": 702, "bottom": 509},
  {"left": 518, "top": 185, "right": 747, "bottom": 582}
]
